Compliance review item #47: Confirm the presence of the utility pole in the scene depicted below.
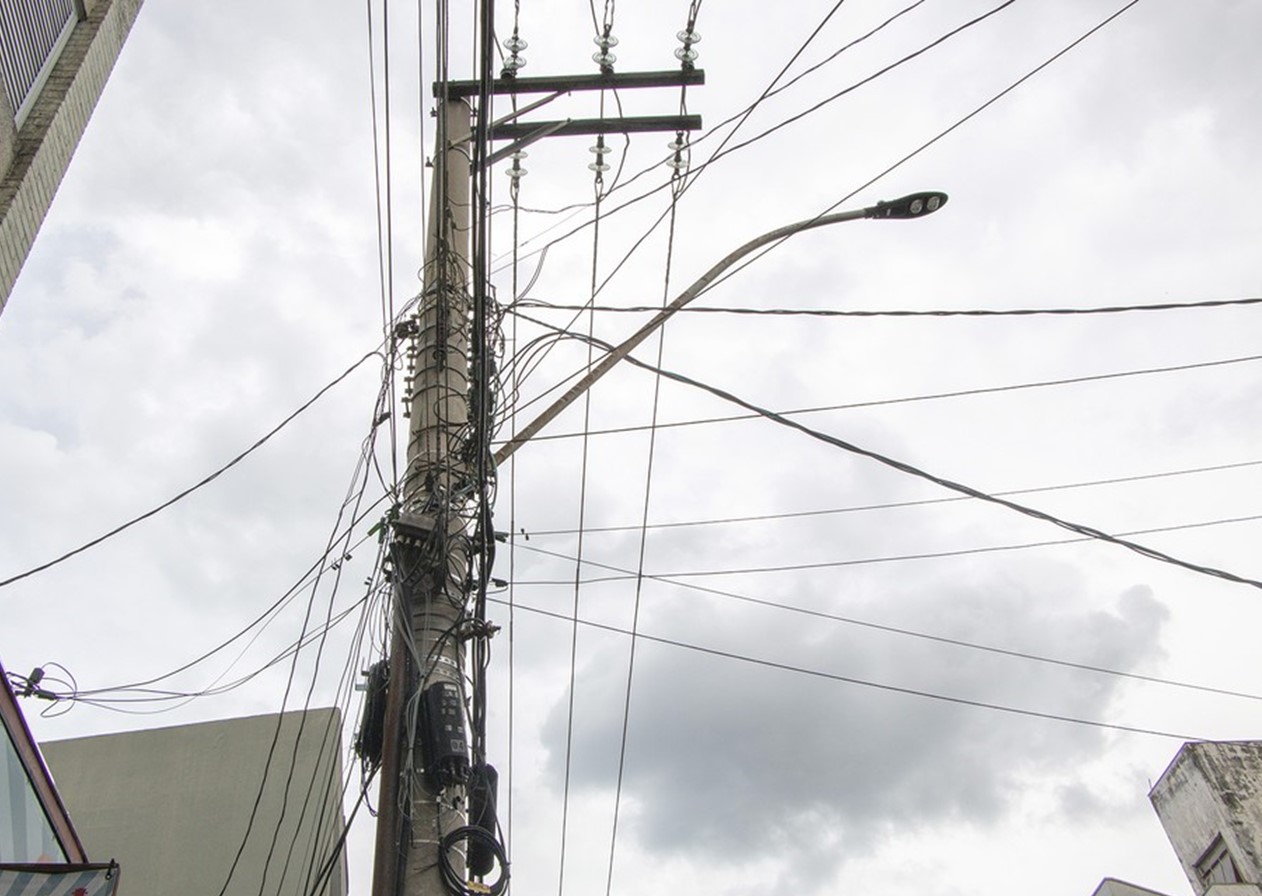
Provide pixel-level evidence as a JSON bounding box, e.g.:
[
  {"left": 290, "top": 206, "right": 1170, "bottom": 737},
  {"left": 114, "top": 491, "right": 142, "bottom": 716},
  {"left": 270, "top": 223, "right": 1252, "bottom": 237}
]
[
  {"left": 371, "top": 97, "right": 474, "bottom": 896},
  {"left": 368, "top": 13, "right": 706, "bottom": 896}
]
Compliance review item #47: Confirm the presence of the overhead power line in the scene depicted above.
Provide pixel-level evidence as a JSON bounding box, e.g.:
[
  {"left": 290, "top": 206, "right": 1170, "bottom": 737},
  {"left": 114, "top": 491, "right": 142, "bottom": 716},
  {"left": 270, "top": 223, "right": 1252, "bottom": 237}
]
[
  {"left": 627, "top": 356, "right": 1262, "bottom": 589},
  {"left": 0, "top": 352, "right": 383, "bottom": 591},
  {"left": 517, "top": 512, "right": 1262, "bottom": 582},
  {"left": 495, "top": 350, "right": 1262, "bottom": 445},
  {"left": 704, "top": 0, "right": 1022, "bottom": 165},
  {"left": 517, "top": 295, "right": 1262, "bottom": 317},
  {"left": 619, "top": 347, "right": 1262, "bottom": 590},
  {"left": 524, "top": 458, "right": 1262, "bottom": 537},
  {"left": 518, "top": 315, "right": 1262, "bottom": 593},
  {"left": 509, "top": 541, "right": 1262, "bottom": 704},
  {"left": 490, "top": 597, "right": 1202, "bottom": 742},
  {"left": 695, "top": 0, "right": 1144, "bottom": 303}
]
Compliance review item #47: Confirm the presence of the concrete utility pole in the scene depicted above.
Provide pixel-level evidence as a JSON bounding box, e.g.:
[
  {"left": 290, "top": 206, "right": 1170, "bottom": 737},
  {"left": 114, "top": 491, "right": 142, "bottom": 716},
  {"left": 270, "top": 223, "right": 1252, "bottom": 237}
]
[
  {"left": 367, "top": 19, "right": 707, "bottom": 895},
  {"left": 371, "top": 98, "right": 473, "bottom": 896}
]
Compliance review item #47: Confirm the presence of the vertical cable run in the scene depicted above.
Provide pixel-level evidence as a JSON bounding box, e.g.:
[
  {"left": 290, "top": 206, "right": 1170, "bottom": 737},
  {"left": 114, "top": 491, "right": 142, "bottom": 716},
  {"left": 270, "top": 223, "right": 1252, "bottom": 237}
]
[
  {"left": 366, "top": 0, "right": 399, "bottom": 496},
  {"left": 557, "top": 94, "right": 612, "bottom": 895},
  {"left": 416, "top": 0, "right": 428, "bottom": 279},
  {"left": 505, "top": 0, "right": 524, "bottom": 855},
  {"left": 382, "top": 0, "right": 399, "bottom": 491},
  {"left": 602, "top": 137, "right": 686, "bottom": 896}
]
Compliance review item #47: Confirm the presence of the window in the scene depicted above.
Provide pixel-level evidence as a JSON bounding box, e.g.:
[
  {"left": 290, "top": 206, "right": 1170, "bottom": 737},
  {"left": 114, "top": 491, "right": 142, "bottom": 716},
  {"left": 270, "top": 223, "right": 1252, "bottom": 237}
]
[
  {"left": 0, "top": 723, "right": 66, "bottom": 863},
  {"left": 1196, "top": 835, "right": 1242, "bottom": 888}
]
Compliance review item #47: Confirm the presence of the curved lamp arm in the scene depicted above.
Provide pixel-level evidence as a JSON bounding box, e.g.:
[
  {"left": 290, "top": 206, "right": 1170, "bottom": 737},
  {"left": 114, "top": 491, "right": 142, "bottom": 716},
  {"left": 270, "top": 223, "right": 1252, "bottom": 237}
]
[{"left": 494, "top": 191, "right": 948, "bottom": 464}]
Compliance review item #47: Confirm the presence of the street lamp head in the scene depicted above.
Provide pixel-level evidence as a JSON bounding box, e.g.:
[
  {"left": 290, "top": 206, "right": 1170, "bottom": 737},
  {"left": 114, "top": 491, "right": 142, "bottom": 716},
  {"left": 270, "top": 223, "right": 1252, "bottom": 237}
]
[{"left": 868, "top": 191, "right": 949, "bottom": 220}]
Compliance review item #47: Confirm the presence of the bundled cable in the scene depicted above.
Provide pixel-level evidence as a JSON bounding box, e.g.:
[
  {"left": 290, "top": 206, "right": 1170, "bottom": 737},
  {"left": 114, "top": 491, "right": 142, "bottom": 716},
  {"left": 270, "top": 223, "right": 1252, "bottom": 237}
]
[{"left": 439, "top": 824, "right": 509, "bottom": 896}]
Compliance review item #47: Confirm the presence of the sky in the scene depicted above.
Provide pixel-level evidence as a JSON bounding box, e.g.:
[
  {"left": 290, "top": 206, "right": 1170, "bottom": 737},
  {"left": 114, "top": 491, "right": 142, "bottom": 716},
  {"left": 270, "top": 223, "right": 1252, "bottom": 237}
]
[{"left": 3, "top": 1, "right": 1262, "bottom": 895}]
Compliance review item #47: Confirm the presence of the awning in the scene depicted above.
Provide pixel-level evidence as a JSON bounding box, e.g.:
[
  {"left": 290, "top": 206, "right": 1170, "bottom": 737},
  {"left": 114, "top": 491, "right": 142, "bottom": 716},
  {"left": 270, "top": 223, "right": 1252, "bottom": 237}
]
[{"left": 0, "top": 863, "right": 119, "bottom": 896}]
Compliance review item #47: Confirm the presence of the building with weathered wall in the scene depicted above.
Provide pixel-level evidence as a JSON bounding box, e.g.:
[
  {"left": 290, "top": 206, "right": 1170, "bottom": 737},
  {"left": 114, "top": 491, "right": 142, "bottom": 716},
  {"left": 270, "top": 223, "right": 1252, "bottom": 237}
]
[
  {"left": 1150, "top": 742, "right": 1262, "bottom": 895},
  {"left": 0, "top": 0, "right": 144, "bottom": 312},
  {"left": 1090, "top": 741, "right": 1262, "bottom": 896},
  {"left": 41, "top": 708, "right": 348, "bottom": 896}
]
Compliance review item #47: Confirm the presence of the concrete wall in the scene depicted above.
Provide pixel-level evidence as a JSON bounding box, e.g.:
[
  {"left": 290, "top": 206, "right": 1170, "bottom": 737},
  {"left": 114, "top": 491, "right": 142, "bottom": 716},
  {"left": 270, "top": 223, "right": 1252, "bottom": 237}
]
[
  {"left": 1151, "top": 742, "right": 1262, "bottom": 895},
  {"left": 0, "top": 0, "right": 144, "bottom": 313},
  {"left": 41, "top": 709, "right": 348, "bottom": 896}
]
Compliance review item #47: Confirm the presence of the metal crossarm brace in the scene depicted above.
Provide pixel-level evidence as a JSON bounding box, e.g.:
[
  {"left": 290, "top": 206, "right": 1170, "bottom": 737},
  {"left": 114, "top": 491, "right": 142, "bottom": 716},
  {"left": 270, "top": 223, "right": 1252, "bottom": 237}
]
[{"left": 489, "top": 114, "right": 702, "bottom": 141}]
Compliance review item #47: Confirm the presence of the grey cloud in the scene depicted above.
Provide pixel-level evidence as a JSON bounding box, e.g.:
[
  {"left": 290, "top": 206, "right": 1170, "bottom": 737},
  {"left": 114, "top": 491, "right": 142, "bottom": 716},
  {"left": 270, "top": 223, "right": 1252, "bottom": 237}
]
[{"left": 538, "top": 570, "right": 1167, "bottom": 876}]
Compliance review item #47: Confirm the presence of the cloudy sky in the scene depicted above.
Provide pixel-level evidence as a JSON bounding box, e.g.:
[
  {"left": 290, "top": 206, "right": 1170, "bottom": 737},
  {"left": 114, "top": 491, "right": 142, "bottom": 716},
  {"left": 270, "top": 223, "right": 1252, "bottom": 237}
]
[{"left": 4, "top": 1, "right": 1262, "bottom": 895}]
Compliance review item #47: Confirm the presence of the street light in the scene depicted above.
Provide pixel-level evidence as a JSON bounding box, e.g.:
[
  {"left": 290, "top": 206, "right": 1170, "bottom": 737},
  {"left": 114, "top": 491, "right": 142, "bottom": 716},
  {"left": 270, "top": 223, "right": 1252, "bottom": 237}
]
[
  {"left": 869, "top": 191, "right": 947, "bottom": 219},
  {"left": 494, "top": 190, "right": 949, "bottom": 464}
]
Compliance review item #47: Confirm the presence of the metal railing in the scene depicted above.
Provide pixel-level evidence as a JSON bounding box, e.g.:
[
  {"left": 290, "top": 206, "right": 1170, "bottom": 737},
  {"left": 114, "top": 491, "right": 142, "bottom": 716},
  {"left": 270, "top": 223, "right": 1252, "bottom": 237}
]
[{"left": 0, "top": 0, "right": 77, "bottom": 124}]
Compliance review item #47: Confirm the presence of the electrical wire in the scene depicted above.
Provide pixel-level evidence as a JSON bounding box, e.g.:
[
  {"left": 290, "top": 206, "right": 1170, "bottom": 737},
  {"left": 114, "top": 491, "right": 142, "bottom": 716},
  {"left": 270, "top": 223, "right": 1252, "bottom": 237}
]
[
  {"left": 367, "top": 0, "right": 401, "bottom": 496},
  {"left": 52, "top": 500, "right": 387, "bottom": 704},
  {"left": 254, "top": 449, "right": 378, "bottom": 896},
  {"left": 0, "top": 352, "right": 382, "bottom": 591},
  {"left": 515, "top": 317, "right": 1262, "bottom": 592},
  {"left": 490, "top": 597, "right": 1203, "bottom": 741},
  {"left": 707, "top": 0, "right": 1021, "bottom": 164},
  {"left": 756, "top": 0, "right": 927, "bottom": 107},
  {"left": 493, "top": 348, "right": 1262, "bottom": 445},
  {"left": 554, "top": 141, "right": 609, "bottom": 896},
  {"left": 217, "top": 368, "right": 390, "bottom": 896},
  {"left": 698, "top": 0, "right": 1143, "bottom": 302},
  {"left": 507, "top": 537, "right": 1262, "bottom": 706},
  {"left": 524, "top": 457, "right": 1262, "bottom": 537},
  {"left": 488, "top": 0, "right": 1018, "bottom": 282},
  {"left": 516, "top": 294, "right": 1262, "bottom": 317},
  {"left": 495, "top": 0, "right": 1141, "bottom": 313},
  {"left": 604, "top": 141, "right": 685, "bottom": 896}
]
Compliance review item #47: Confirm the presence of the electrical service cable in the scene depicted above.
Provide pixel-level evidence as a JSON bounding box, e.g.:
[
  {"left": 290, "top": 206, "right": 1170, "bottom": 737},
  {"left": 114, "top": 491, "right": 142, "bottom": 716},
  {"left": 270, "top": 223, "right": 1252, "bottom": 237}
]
[
  {"left": 604, "top": 151, "right": 687, "bottom": 896},
  {"left": 494, "top": 348, "right": 1262, "bottom": 446},
  {"left": 696, "top": 0, "right": 1142, "bottom": 302},
  {"left": 524, "top": 458, "right": 1262, "bottom": 537},
  {"left": 706, "top": 0, "right": 1022, "bottom": 164},
  {"left": 554, "top": 148, "right": 611, "bottom": 896},
  {"left": 509, "top": 539, "right": 1262, "bottom": 704},
  {"left": 0, "top": 351, "right": 383, "bottom": 591},
  {"left": 489, "top": 597, "right": 1203, "bottom": 742},
  {"left": 515, "top": 316, "right": 1262, "bottom": 593},
  {"left": 490, "top": 0, "right": 1044, "bottom": 284},
  {"left": 517, "top": 294, "right": 1262, "bottom": 317},
  {"left": 553, "top": 513, "right": 1262, "bottom": 581},
  {"left": 59, "top": 492, "right": 391, "bottom": 702},
  {"left": 367, "top": 0, "right": 401, "bottom": 496},
  {"left": 210, "top": 346, "right": 393, "bottom": 896}
]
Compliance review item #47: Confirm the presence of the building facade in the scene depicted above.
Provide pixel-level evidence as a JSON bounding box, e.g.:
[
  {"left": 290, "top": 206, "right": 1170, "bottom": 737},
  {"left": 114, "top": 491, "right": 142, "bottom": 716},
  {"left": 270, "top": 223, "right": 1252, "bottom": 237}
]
[
  {"left": 41, "top": 708, "right": 349, "bottom": 896},
  {"left": 0, "top": 0, "right": 144, "bottom": 311},
  {"left": 1092, "top": 741, "right": 1262, "bottom": 896},
  {"left": 1150, "top": 742, "right": 1262, "bottom": 896}
]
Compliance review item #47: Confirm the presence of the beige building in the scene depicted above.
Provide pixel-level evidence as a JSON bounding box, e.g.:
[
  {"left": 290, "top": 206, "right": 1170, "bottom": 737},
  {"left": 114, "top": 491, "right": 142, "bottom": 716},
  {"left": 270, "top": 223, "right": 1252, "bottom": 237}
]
[
  {"left": 41, "top": 708, "right": 348, "bottom": 896},
  {"left": 0, "top": 0, "right": 144, "bottom": 311}
]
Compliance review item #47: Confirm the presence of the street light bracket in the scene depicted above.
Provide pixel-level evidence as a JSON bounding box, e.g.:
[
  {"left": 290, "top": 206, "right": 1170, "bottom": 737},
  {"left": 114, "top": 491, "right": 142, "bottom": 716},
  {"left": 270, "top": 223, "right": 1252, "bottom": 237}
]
[{"left": 494, "top": 190, "right": 950, "bottom": 464}]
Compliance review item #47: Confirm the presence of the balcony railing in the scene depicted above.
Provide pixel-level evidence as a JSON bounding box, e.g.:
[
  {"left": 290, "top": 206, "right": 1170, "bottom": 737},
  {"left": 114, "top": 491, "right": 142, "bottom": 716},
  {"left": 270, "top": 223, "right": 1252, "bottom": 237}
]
[{"left": 0, "top": 0, "right": 78, "bottom": 126}]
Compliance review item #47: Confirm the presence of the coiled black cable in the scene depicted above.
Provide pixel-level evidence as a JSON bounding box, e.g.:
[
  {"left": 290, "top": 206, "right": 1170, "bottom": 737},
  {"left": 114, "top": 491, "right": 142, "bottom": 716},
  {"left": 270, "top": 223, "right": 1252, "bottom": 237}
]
[{"left": 439, "top": 825, "right": 509, "bottom": 896}]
